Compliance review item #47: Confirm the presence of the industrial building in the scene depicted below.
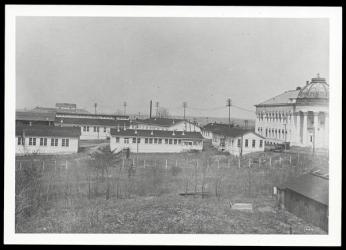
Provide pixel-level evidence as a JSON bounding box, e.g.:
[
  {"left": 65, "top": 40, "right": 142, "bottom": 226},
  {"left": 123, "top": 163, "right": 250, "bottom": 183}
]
[
  {"left": 16, "top": 125, "right": 81, "bottom": 155},
  {"left": 110, "top": 128, "right": 204, "bottom": 153},
  {"left": 255, "top": 75, "right": 329, "bottom": 149},
  {"left": 276, "top": 173, "right": 329, "bottom": 232}
]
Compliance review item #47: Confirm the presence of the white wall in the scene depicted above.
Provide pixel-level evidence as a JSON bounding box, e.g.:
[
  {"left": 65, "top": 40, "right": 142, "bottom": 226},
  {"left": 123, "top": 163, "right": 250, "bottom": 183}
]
[
  {"left": 16, "top": 136, "right": 79, "bottom": 155},
  {"left": 60, "top": 124, "right": 112, "bottom": 140},
  {"left": 201, "top": 130, "right": 213, "bottom": 139},
  {"left": 211, "top": 132, "right": 265, "bottom": 156},
  {"left": 110, "top": 136, "right": 203, "bottom": 153}
]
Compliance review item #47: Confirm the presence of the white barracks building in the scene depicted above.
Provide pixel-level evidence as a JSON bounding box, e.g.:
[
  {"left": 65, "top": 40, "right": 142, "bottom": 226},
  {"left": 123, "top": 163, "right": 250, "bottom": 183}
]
[
  {"left": 16, "top": 125, "right": 81, "bottom": 155},
  {"left": 255, "top": 75, "right": 329, "bottom": 149},
  {"left": 110, "top": 128, "right": 204, "bottom": 153}
]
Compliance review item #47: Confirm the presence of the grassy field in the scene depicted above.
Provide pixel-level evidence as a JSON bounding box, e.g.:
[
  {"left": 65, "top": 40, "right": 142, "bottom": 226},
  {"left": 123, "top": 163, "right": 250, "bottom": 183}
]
[{"left": 15, "top": 141, "right": 328, "bottom": 234}]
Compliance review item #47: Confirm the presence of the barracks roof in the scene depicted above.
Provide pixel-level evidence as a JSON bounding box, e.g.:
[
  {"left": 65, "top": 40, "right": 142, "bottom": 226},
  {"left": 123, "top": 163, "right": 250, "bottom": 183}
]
[
  {"left": 16, "top": 111, "right": 56, "bottom": 122},
  {"left": 16, "top": 125, "right": 81, "bottom": 138},
  {"left": 278, "top": 173, "right": 329, "bottom": 206},
  {"left": 133, "top": 118, "right": 187, "bottom": 127},
  {"left": 203, "top": 123, "right": 264, "bottom": 139},
  {"left": 110, "top": 128, "right": 204, "bottom": 140},
  {"left": 55, "top": 117, "right": 130, "bottom": 127}
]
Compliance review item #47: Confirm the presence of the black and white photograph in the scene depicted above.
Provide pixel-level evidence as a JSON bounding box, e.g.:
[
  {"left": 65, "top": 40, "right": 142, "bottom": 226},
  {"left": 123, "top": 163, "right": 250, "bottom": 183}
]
[{"left": 4, "top": 5, "right": 342, "bottom": 246}]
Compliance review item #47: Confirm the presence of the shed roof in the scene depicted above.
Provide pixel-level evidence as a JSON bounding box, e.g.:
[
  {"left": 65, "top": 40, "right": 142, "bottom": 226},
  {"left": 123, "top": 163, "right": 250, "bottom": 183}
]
[
  {"left": 16, "top": 125, "right": 81, "bottom": 138},
  {"left": 279, "top": 173, "right": 329, "bottom": 205},
  {"left": 16, "top": 111, "right": 56, "bottom": 122},
  {"left": 110, "top": 128, "right": 204, "bottom": 140},
  {"left": 55, "top": 117, "right": 130, "bottom": 127}
]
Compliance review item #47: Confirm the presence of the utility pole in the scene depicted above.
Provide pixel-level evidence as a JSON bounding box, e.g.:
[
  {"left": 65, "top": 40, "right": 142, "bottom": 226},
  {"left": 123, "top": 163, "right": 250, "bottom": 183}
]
[
  {"left": 183, "top": 102, "right": 187, "bottom": 130},
  {"left": 155, "top": 102, "right": 159, "bottom": 117},
  {"left": 226, "top": 98, "right": 232, "bottom": 128},
  {"left": 94, "top": 103, "right": 97, "bottom": 115},
  {"left": 123, "top": 101, "right": 127, "bottom": 115}
]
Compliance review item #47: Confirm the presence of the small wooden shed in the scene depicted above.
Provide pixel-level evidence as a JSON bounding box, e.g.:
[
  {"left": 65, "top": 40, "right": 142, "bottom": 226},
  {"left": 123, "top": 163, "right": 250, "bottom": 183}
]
[{"left": 276, "top": 173, "right": 329, "bottom": 232}]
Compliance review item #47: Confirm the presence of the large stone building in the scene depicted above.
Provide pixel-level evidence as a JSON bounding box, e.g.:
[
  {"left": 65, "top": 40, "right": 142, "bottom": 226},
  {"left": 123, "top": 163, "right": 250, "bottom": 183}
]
[{"left": 255, "top": 75, "right": 329, "bottom": 149}]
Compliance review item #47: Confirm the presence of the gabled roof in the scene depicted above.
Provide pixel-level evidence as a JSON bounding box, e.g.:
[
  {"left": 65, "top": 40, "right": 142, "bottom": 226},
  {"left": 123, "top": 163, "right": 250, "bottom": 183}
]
[
  {"left": 213, "top": 127, "right": 264, "bottom": 139},
  {"left": 133, "top": 118, "right": 187, "bottom": 127},
  {"left": 278, "top": 173, "right": 328, "bottom": 205},
  {"left": 110, "top": 128, "right": 204, "bottom": 140},
  {"left": 16, "top": 125, "right": 81, "bottom": 137},
  {"left": 203, "top": 123, "right": 264, "bottom": 139},
  {"left": 202, "top": 123, "right": 235, "bottom": 131},
  {"left": 256, "top": 90, "right": 300, "bottom": 107},
  {"left": 55, "top": 117, "right": 130, "bottom": 127},
  {"left": 16, "top": 111, "right": 56, "bottom": 122}
]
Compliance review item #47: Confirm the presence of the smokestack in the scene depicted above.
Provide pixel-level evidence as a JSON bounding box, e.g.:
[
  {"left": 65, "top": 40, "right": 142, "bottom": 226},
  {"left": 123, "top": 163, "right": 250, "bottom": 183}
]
[{"left": 149, "top": 100, "right": 152, "bottom": 119}]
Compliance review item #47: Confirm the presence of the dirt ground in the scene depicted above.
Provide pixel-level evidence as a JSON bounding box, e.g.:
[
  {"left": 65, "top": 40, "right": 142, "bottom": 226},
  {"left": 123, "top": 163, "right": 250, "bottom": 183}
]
[{"left": 15, "top": 140, "right": 328, "bottom": 234}]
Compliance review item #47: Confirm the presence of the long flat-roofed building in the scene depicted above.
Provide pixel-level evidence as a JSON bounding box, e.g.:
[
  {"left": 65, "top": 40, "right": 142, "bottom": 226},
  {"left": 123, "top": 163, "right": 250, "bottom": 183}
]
[
  {"left": 16, "top": 125, "right": 81, "bottom": 155},
  {"left": 110, "top": 128, "right": 204, "bottom": 153},
  {"left": 255, "top": 75, "right": 329, "bottom": 149}
]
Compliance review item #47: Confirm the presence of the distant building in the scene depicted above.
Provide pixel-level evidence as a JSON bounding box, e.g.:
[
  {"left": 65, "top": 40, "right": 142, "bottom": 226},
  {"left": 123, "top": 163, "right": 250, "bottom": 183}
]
[
  {"left": 16, "top": 125, "right": 81, "bottom": 155},
  {"left": 130, "top": 117, "right": 201, "bottom": 132},
  {"left": 110, "top": 128, "right": 204, "bottom": 153},
  {"left": 32, "top": 103, "right": 90, "bottom": 114},
  {"left": 210, "top": 127, "right": 265, "bottom": 156},
  {"left": 255, "top": 75, "right": 329, "bottom": 149},
  {"left": 276, "top": 173, "right": 329, "bottom": 232},
  {"left": 16, "top": 111, "right": 56, "bottom": 126},
  {"left": 55, "top": 115, "right": 130, "bottom": 140}
]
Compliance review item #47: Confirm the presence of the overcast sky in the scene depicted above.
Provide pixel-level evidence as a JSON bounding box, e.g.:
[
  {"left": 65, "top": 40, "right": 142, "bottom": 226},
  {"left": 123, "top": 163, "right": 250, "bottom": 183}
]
[{"left": 16, "top": 17, "right": 329, "bottom": 119}]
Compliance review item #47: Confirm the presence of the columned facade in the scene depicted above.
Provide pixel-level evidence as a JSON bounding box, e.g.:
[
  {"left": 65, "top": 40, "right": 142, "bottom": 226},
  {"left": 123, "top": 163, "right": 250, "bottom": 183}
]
[{"left": 255, "top": 75, "right": 329, "bottom": 149}]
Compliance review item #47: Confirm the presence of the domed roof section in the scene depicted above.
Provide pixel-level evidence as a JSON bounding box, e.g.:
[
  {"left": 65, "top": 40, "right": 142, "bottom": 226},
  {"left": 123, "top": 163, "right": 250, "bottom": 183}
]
[{"left": 297, "top": 75, "right": 329, "bottom": 99}]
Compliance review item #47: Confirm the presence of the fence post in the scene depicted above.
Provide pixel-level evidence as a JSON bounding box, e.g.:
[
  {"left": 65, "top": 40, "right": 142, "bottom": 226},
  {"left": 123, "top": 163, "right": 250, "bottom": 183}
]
[
  {"left": 65, "top": 160, "right": 68, "bottom": 170},
  {"left": 238, "top": 157, "right": 241, "bottom": 168},
  {"left": 144, "top": 159, "right": 146, "bottom": 168},
  {"left": 217, "top": 159, "right": 220, "bottom": 169},
  {"left": 19, "top": 161, "right": 22, "bottom": 170},
  {"left": 259, "top": 157, "right": 261, "bottom": 168},
  {"left": 196, "top": 159, "right": 198, "bottom": 169},
  {"left": 175, "top": 160, "right": 178, "bottom": 168},
  {"left": 248, "top": 158, "right": 251, "bottom": 168},
  {"left": 270, "top": 157, "right": 272, "bottom": 167},
  {"left": 122, "top": 159, "right": 125, "bottom": 168},
  {"left": 290, "top": 155, "right": 292, "bottom": 166},
  {"left": 54, "top": 160, "right": 57, "bottom": 172},
  {"left": 165, "top": 159, "right": 168, "bottom": 169},
  {"left": 280, "top": 157, "right": 282, "bottom": 167}
]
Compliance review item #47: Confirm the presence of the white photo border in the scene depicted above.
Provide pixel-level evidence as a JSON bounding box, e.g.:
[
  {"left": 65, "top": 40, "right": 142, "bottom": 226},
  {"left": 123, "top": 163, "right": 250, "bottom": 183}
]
[{"left": 4, "top": 5, "right": 342, "bottom": 246}]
